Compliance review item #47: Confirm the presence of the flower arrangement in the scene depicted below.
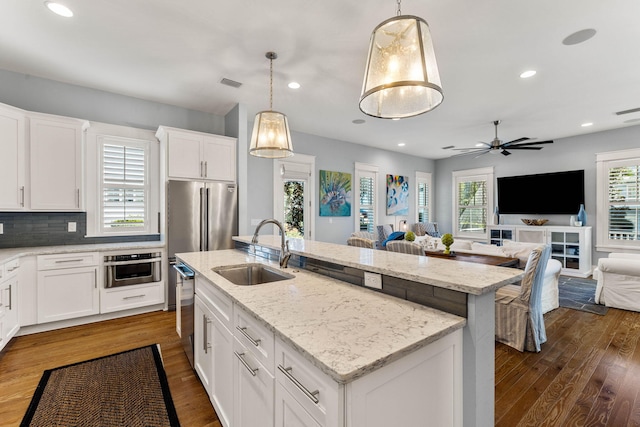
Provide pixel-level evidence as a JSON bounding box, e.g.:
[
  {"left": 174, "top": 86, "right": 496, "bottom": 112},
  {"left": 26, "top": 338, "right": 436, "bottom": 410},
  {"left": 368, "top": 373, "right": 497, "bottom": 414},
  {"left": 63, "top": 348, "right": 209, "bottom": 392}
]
[{"left": 441, "top": 233, "right": 454, "bottom": 255}]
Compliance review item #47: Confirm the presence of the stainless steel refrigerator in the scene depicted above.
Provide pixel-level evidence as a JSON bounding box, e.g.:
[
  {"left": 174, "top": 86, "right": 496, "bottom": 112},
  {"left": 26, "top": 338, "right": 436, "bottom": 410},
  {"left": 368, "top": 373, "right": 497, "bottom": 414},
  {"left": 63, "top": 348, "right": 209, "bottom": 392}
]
[{"left": 167, "top": 180, "right": 238, "bottom": 309}]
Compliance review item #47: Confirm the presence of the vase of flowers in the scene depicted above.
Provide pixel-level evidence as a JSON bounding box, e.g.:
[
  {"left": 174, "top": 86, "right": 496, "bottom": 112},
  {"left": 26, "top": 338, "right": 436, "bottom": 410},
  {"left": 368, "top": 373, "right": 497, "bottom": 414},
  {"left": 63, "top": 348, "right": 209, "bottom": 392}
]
[{"left": 441, "top": 233, "right": 454, "bottom": 255}]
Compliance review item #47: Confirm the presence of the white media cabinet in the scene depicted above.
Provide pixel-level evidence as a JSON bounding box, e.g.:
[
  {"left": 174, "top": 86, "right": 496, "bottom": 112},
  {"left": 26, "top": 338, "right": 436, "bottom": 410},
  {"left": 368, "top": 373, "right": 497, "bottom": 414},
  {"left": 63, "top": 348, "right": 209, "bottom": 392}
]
[{"left": 488, "top": 225, "right": 593, "bottom": 278}]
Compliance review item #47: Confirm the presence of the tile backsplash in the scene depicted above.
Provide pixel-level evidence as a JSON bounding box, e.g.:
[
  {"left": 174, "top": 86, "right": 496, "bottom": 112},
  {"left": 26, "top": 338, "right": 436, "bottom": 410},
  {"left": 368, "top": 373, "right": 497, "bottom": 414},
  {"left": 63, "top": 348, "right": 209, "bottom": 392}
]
[{"left": 0, "top": 212, "right": 160, "bottom": 248}]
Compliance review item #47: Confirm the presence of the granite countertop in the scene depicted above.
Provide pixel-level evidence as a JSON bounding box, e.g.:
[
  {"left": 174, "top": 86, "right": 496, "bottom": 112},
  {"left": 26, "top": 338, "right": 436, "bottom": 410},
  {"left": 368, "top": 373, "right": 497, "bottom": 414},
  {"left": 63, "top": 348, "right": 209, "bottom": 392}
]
[
  {"left": 0, "top": 241, "right": 166, "bottom": 264},
  {"left": 177, "top": 249, "right": 466, "bottom": 384},
  {"left": 234, "top": 235, "right": 523, "bottom": 295}
]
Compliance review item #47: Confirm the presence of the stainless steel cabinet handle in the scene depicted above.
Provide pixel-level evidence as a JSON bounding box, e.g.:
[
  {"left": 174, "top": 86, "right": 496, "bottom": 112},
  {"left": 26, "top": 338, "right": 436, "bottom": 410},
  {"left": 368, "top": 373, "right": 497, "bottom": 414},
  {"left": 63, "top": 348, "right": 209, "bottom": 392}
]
[
  {"left": 55, "top": 259, "right": 84, "bottom": 263},
  {"left": 20, "top": 186, "right": 25, "bottom": 207},
  {"left": 76, "top": 188, "right": 80, "bottom": 208},
  {"left": 235, "top": 351, "right": 259, "bottom": 376},
  {"left": 203, "top": 314, "right": 211, "bottom": 354},
  {"left": 94, "top": 269, "right": 97, "bottom": 288},
  {"left": 278, "top": 365, "right": 320, "bottom": 404},
  {"left": 236, "top": 326, "right": 261, "bottom": 347},
  {"left": 200, "top": 161, "right": 204, "bottom": 177},
  {"left": 204, "top": 161, "right": 208, "bottom": 177},
  {"left": 123, "top": 294, "right": 145, "bottom": 300},
  {"left": 8, "top": 284, "right": 12, "bottom": 310}
]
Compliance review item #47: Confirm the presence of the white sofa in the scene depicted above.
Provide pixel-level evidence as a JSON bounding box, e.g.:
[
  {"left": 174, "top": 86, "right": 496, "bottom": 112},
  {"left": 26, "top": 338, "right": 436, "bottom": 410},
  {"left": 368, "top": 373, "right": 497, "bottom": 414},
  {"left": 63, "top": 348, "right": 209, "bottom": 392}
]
[
  {"left": 594, "top": 253, "right": 640, "bottom": 312},
  {"left": 416, "top": 236, "right": 561, "bottom": 314}
]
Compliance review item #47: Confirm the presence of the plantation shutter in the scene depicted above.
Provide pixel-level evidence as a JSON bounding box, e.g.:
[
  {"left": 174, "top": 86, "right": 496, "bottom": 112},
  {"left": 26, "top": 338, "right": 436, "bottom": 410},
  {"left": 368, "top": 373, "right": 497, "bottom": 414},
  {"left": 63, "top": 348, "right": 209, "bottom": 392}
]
[
  {"left": 418, "top": 181, "right": 429, "bottom": 223},
  {"left": 457, "top": 180, "right": 487, "bottom": 233},
  {"left": 103, "top": 144, "right": 146, "bottom": 230},
  {"left": 607, "top": 164, "right": 639, "bottom": 241},
  {"left": 359, "top": 175, "right": 375, "bottom": 232}
]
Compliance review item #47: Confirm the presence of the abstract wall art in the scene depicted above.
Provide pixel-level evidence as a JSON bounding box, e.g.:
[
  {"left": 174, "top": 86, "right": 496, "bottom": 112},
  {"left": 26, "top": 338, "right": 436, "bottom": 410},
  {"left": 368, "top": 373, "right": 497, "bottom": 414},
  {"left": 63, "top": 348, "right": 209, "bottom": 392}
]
[
  {"left": 386, "top": 174, "right": 409, "bottom": 215},
  {"left": 319, "top": 170, "right": 352, "bottom": 217}
]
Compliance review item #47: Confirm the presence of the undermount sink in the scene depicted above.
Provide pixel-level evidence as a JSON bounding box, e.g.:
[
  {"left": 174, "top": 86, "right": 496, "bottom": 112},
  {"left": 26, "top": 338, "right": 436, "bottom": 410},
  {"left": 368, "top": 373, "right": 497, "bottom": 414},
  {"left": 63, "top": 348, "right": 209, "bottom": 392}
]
[{"left": 212, "top": 263, "right": 294, "bottom": 286}]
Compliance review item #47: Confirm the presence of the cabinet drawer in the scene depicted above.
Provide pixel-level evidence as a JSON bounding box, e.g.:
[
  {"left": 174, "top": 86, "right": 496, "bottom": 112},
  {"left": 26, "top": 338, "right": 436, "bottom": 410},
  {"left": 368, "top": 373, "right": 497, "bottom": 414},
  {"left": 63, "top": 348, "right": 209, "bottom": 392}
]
[
  {"left": 195, "top": 277, "right": 232, "bottom": 329},
  {"left": 275, "top": 338, "right": 339, "bottom": 426},
  {"left": 37, "top": 253, "right": 99, "bottom": 270},
  {"left": 101, "top": 282, "right": 164, "bottom": 313},
  {"left": 234, "top": 305, "right": 275, "bottom": 374}
]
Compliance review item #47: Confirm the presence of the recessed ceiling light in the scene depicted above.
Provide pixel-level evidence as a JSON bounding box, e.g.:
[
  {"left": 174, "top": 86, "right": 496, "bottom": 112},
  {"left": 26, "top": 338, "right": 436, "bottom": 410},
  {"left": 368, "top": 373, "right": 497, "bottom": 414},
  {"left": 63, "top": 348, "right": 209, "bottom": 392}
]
[
  {"left": 288, "top": 82, "right": 300, "bottom": 89},
  {"left": 392, "top": 118, "right": 400, "bottom": 121},
  {"left": 520, "top": 70, "right": 537, "bottom": 79},
  {"left": 562, "top": 29, "right": 597, "bottom": 46},
  {"left": 581, "top": 122, "right": 593, "bottom": 127},
  {"left": 397, "top": 143, "right": 406, "bottom": 147},
  {"left": 352, "top": 119, "right": 366, "bottom": 125},
  {"left": 45, "top": 1, "right": 73, "bottom": 17}
]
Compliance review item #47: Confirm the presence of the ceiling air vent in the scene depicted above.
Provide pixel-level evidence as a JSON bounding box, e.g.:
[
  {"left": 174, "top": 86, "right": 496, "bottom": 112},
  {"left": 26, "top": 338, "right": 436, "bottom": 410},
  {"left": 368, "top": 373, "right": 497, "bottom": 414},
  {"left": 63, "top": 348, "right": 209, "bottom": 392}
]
[
  {"left": 615, "top": 107, "right": 640, "bottom": 115},
  {"left": 220, "top": 78, "right": 242, "bottom": 88}
]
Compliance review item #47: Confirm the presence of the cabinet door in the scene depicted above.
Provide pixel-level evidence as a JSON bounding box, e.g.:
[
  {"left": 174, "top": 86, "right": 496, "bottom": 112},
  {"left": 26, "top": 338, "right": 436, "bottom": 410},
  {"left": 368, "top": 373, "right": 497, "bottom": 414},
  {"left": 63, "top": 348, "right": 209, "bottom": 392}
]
[
  {"left": 37, "top": 267, "right": 98, "bottom": 323},
  {"left": 0, "top": 276, "right": 19, "bottom": 350},
  {"left": 30, "top": 117, "right": 83, "bottom": 210},
  {"left": 234, "top": 339, "right": 275, "bottom": 427},
  {"left": 202, "top": 136, "right": 236, "bottom": 182},
  {"left": 275, "top": 381, "right": 322, "bottom": 427},
  {"left": 194, "top": 295, "right": 214, "bottom": 394},
  {"left": 0, "top": 106, "right": 26, "bottom": 210},
  {"left": 210, "top": 312, "right": 234, "bottom": 427},
  {"left": 167, "top": 131, "right": 203, "bottom": 179}
]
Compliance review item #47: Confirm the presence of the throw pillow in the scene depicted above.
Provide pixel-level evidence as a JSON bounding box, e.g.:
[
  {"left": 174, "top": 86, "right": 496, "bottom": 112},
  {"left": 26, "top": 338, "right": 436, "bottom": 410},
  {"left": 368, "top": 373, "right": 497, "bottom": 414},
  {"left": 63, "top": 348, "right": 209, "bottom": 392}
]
[
  {"left": 382, "top": 231, "right": 405, "bottom": 247},
  {"left": 424, "top": 222, "right": 441, "bottom": 237}
]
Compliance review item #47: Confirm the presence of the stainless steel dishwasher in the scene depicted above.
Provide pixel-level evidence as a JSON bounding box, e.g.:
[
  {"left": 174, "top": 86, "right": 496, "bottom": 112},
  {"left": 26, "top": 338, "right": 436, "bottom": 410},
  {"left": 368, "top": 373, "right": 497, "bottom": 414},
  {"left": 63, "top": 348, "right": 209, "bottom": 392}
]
[{"left": 173, "top": 263, "right": 195, "bottom": 368}]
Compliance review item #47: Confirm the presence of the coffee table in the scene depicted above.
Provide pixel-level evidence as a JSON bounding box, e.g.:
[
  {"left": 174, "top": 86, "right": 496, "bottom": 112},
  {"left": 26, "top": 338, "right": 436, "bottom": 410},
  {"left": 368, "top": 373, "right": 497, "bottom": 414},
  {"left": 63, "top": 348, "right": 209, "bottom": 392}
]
[{"left": 424, "top": 250, "right": 520, "bottom": 268}]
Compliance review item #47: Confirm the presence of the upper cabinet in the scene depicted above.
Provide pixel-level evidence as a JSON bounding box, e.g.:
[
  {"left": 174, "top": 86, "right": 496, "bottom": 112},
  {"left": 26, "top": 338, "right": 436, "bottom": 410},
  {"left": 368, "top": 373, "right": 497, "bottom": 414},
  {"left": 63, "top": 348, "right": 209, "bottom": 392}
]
[
  {"left": 0, "top": 104, "right": 26, "bottom": 210},
  {"left": 157, "top": 126, "right": 236, "bottom": 182},
  {"left": 29, "top": 113, "right": 86, "bottom": 211}
]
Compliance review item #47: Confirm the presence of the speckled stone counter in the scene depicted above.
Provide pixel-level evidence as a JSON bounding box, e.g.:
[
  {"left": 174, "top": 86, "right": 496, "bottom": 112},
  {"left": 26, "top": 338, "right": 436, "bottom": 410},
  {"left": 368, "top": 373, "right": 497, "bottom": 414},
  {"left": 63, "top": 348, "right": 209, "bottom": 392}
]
[{"left": 177, "top": 249, "right": 465, "bottom": 384}]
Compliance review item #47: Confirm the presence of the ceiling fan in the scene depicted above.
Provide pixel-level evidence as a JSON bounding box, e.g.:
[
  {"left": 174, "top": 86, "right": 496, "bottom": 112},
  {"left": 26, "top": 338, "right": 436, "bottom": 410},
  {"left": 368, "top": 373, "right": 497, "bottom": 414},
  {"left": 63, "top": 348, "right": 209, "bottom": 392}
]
[{"left": 451, "top": 120, "right": 553, "bottom": 157}]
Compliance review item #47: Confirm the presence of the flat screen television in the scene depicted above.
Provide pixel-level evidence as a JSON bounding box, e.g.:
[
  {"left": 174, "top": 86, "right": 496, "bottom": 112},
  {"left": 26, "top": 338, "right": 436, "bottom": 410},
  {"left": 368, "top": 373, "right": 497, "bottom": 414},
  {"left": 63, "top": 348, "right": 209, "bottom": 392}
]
[{"left": 497, "top": 170, "right": 584, "bottom": 215}]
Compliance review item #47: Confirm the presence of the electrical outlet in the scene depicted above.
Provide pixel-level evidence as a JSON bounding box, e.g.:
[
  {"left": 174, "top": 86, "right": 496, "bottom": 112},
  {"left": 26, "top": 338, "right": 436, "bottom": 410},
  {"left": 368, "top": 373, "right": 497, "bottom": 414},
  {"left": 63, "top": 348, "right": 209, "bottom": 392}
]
[
  {"left": 364, "top": 272, "right": 382, "bottom": 290},
  {"left": 68, "top": 222, "right": 77, "bottom": 232},
  {"left": 0, "top": 223, "right": 3, "bottom": 234}
]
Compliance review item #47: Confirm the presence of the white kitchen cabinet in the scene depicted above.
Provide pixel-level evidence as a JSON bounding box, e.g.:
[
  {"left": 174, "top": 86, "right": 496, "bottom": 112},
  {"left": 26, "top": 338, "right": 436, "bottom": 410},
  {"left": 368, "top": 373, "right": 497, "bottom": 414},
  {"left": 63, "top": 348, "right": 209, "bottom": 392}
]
[
  {"left": 0, "top": 259, "right": 20, "bottom": 352},
  {"left": 29, "top": 113, "right": 85, "bottom": 210},
  {"left": 194, "top": 294, "right": 214, "bottom": 394},
  {"left": 234, "top": 338, "right": 275, "bottom": 427},
  {"left": 157, "top": 126, "right": 236, "bottom": 182},
  {"left": 36, "top": 253, "right": 99, "bottom": 323},
  {"left": 0, "top": 103, "right": 26, "bottom": 210}
]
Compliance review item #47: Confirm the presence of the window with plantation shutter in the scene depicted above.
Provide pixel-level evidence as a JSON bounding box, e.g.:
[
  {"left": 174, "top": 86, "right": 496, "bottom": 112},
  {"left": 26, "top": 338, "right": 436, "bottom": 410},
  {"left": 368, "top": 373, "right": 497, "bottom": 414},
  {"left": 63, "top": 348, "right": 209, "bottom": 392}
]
[
  {"left": 416, "top": 172, "right": 432, "bottom": 223},
  {"left": 355, "top": 163, "right": 378, "bottom": 233},
  {"left": 100, "top": 139, "right": 148, "bottom": 233},
  {"left": 452, "top": 167, "right": 493, "bottom": 239},
  {"left": 597, "top": 148, "right": 640, "bottom": 250}
]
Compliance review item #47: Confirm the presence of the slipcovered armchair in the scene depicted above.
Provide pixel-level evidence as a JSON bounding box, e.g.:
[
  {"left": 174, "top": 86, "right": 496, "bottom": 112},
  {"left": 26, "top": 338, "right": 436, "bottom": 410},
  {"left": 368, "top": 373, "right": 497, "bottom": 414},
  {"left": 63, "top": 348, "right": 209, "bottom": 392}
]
[
  {"left": 386, "top": 240, "right": 424, "bottom": 255},
  {"left": 347, "top": 236, "right": 376, "bottom": 249},
  {"left": 495, "top": 244, "right": 551, "bottom": 352},
  {"left": 594, "top": 253, "right": 640, "bottom": 312}
]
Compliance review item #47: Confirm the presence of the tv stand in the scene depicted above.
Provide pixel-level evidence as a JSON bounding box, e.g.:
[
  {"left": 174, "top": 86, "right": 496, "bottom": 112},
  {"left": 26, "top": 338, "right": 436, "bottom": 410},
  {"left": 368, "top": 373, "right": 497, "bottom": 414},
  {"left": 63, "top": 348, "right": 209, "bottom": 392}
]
[{"left": 488, "top": 225, "right": 592, "bottom": 278}]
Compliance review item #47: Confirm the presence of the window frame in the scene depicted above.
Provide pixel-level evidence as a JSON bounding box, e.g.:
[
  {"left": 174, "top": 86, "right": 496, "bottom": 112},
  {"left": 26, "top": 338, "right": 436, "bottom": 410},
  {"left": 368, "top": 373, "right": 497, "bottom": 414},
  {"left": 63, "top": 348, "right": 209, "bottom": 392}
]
[
  {"left": 273, "top": 153, "right": 316, "bottom": 240},
  {"left": 452, "top": 167, "right": 494, "bottom": 240},
  {"left": 596, "top": 148, "right": 640, "bottom": 252},
  {"left": 355, "top": 162, "right": 379, "bottom": 233},
  {"left": 415, "top": 171, "right": 432, "bottom": 223}
]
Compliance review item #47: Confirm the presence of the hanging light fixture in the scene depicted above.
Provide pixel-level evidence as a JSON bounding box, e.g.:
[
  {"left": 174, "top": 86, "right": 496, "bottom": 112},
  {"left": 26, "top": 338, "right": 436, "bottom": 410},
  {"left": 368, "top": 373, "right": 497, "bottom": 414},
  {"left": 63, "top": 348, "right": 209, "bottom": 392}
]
[
  {"left": 359, "top": 0, "right": 443, "bottom": 119},
  {"left": 249, "top": 52, "right": 294, "bottom": 158}
]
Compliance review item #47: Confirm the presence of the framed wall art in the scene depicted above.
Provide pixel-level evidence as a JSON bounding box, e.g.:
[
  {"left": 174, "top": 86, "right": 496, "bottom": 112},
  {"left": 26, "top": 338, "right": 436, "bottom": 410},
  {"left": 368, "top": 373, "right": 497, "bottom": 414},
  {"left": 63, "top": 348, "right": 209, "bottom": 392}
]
[
  {"left": 319, "top": 170, "right": 352, "bottom": 217},
  {"left": 386, "top": 174, "right": 409, "bottom": 215}
]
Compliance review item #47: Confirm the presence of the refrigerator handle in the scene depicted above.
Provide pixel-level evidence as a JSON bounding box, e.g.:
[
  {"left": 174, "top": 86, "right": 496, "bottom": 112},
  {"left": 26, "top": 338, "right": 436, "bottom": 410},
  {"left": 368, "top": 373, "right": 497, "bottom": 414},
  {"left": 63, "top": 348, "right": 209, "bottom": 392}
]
[
  {"left": 204, "top": 187, "right": 210, "bottom": 251},
  {"left": 199, "top": 187, "right": 205, "bottom": 252}
]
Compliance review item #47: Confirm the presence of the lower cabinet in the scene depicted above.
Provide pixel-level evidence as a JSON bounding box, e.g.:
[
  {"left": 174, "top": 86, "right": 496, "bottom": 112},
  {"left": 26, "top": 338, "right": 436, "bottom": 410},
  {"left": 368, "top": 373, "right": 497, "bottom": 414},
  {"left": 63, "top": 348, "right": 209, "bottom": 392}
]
[
  {"left": 0, "top": 259, "right": 20, "bottom": 352},
  {"left": 194, "top": 276, "right": 463, "bottom": 427},
  {"left": 36, "top": 253, "right": 99, "bottom": 323}
]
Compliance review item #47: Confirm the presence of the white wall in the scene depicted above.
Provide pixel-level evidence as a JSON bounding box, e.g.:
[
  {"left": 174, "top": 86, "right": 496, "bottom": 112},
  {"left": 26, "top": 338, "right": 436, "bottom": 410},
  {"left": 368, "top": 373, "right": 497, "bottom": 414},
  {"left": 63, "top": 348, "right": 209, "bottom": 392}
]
[{"left": 434, "top": 125, "right": 640, "bottom": 261}]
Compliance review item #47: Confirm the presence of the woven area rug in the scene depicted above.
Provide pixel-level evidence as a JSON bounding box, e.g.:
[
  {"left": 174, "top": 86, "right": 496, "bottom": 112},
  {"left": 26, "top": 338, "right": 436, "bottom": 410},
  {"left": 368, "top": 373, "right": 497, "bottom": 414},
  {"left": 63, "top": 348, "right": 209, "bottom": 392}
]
[
  {"left": 558, "top": 275, "right": 608, "bottom": 316},
  {"left": 20, "top": 344, "right": 180, "bottom": 427}
]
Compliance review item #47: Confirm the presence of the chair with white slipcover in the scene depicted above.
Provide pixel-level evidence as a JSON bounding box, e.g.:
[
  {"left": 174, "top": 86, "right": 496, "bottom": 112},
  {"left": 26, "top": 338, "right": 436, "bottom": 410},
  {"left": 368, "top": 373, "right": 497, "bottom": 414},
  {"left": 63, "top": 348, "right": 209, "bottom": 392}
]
[
  {"left": 594, "top": 253, "right": 640, "bottom": 312},
  {"left": 386, "top": 240, "right": 424, "bottom": 255}
]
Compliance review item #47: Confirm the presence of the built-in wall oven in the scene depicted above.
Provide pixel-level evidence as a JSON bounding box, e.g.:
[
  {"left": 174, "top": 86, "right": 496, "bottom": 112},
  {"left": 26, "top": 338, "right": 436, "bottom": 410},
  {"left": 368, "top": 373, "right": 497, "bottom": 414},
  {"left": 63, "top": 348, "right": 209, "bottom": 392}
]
[{"left": 104, "top": 252, "right": 162, "bottom": 288}]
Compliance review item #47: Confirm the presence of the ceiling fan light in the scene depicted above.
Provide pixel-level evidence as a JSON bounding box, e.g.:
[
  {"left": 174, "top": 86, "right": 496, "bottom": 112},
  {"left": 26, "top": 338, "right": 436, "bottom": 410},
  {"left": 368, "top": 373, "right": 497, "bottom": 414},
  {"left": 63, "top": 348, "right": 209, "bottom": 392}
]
[
  {"left": 359, "top": 15, "right": 443, "bottom": 119},
  {"left": 249, "top": 111, "right": 293, "bottom": 158}
]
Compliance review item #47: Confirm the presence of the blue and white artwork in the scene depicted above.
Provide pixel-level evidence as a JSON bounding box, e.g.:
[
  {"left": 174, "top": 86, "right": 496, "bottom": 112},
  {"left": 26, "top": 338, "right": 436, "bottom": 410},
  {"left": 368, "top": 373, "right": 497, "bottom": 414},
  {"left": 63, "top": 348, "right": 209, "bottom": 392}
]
[
  {"left": 386, "top": 174, "right": 409, "bottom": 215},
  {"left": 319, "top": 170, "right": 351, "bottom": 217}
]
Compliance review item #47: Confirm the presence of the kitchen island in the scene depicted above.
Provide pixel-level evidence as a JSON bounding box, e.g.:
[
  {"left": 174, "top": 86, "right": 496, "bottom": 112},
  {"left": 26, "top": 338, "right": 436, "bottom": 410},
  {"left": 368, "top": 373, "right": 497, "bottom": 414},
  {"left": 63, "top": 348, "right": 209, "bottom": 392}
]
[
  {"left": 234, "top": 235, "right": 524, "bottom": 427},
  {"left": 178, "top": 236, "right": 523, "bottom": 427}
]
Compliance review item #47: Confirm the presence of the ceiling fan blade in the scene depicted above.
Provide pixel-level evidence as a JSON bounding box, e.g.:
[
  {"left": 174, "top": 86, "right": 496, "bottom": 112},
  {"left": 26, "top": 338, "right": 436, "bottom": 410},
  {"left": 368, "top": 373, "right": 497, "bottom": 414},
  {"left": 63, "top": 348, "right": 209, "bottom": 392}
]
[
  {"left": 450, "top": 149, "right": 490, "bottom": 158},
  {"left": 504, "top": 140, "right": 554, "bottom": 148},
  {"left": 501, "top": 150, "right": 511, "bottom": 156},
  {"left": 504, "top": 146, "right": 543, "bottom": 150},
  {"left": 503, "top": 137, "right": 530, "bottom": 145}
]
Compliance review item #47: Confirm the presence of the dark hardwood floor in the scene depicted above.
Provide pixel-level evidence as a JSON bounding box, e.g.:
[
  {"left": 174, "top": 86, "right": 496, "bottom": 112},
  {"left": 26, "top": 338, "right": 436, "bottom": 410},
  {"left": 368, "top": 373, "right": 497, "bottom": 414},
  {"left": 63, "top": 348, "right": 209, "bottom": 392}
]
[
  {"left": 496, "top": 306, "right": 640, "bottom": 426},
  {"left": 0, "top": 310, "right": 220, "bottom": 427},
  {"left": 2, "top": 306, "right": 639, "bottom": 426}
]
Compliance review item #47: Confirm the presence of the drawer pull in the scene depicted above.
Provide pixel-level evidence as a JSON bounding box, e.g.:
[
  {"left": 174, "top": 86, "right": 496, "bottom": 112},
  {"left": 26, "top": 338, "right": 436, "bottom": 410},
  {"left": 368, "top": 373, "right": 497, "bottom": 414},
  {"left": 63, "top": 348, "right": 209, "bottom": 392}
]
[
  {"left": 236, "top": 326, "right": 261, "bottom": 347},
  {"left": 8, "top": 284, "right": 12, "bottom": 310},
  {"left": 203, "top": 314, "right": 211, "bottom": 354},
  {"left": 235, "top": 351, "right": 259, "bottom": 376},
  {"left": 55, "top": 259, "right": 84, "bottom": 263},
  {"left": 278, "top": 365, "right": 320, "bottom": 404},
  {"left": 123, "top": 294, "right": 145, "bottom": 300}
]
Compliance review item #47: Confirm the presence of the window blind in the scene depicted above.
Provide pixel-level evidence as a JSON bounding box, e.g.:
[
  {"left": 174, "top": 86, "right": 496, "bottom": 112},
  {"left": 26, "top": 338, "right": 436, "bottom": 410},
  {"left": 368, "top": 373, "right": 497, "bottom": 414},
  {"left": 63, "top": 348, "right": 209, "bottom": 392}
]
[
  {"left": 607, "top": 165, "right": 639, "bottom": 241},
  {"left": 359, "top": 176, "right": 375, "bottom": 232},
  {"left": 418, "top": 181, "right": 429, "bottom": 223},
  {"left": 103, "top": 144, "right": 146, "bottom": 229},
  {"left": 457, "top": 180, "right": 487, "bottom": 233}
]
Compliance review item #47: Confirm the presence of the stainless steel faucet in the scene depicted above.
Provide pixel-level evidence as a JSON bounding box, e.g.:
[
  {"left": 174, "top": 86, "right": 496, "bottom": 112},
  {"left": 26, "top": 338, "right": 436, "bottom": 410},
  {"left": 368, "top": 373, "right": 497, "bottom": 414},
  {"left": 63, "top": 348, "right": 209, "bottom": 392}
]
[{"left": 251, "top": 219, "right": 292, "bottom": 268}]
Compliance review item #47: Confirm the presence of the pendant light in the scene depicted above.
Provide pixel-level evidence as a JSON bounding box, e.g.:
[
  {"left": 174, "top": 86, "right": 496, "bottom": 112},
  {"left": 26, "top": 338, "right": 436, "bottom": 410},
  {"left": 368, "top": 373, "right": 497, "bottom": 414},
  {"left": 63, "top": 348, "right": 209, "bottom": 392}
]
[
  {"left": 249, "top": 52, "right": 294, "bottom": 158},
  {"left": 359, "top": 0, "right": 443, "bottom": 119}
]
